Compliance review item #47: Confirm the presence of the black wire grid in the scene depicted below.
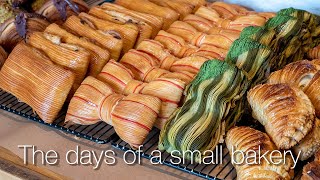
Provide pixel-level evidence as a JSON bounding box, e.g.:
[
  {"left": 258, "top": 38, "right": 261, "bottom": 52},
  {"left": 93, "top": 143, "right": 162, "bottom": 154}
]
[{"left": 0, "top": 89, "right": 237, "bottom": 179}]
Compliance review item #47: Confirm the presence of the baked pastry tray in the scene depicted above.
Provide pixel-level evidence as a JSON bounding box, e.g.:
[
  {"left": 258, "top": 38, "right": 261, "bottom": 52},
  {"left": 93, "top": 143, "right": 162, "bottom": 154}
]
[{"left": 0, "top": 0, "right": 306, "bottom": 179}]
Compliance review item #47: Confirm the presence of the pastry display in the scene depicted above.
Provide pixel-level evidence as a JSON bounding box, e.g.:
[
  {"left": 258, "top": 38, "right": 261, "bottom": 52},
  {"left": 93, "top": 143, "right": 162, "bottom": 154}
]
[
  {"left": 226, "top": 126, "right": 294, "bottom": 179},
  {"left": 0, "top": 42, "right": 75, "bottom": 123},
  {"left": 0, "top": 46, "right": 7, "bottom": 69},
  {"left": 63, "top": 15, "right": 123, "bottom": 61},
  {"left": 65, "top": 76, "right": 161, "bottom": 149},
  {"left": 44, "top": 23, "right": 110, "bottom": 77}
]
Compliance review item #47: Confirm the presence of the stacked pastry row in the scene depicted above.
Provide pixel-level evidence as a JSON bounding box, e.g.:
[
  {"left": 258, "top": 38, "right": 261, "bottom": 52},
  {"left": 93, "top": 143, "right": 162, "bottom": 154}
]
[{"left": 159, "top": 8, "right": 320, "bottom": 163}]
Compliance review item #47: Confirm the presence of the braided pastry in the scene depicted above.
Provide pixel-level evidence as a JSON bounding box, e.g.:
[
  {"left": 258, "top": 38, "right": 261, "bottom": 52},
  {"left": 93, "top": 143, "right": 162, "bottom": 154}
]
[
  {"left": 226, "top": 126, "right": 294, "bottom": 180},
  {"left": 248, "top": 83, "right": 315, "bottom": 149},
  {"left": 66, "top": 76, "right": 161, "bottom": 148}
]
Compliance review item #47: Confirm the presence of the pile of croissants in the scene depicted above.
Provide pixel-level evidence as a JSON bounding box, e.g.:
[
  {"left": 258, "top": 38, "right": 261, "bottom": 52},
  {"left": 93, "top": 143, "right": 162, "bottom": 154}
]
[{"left": 0, "top": 0, "right": 320, "bottom": 179}]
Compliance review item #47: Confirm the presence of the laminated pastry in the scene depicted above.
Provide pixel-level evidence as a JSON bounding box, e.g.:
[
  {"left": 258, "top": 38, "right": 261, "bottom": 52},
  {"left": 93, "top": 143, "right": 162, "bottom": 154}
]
[
  {"left": 170, "top": 56, "right": 209, "bottom": 74},
  {"left": 173, "top": 0, "right": 205, "bottom": 11},
  {"left": 114, "top": 0, "right": 179, "bottom": 30},
  {"left": 308, "top": 45, "right": 320, "bottom": 59},
  {"left": 293, "top": 119, "right": 320, "bottom": 161},
  {"left": 226, "top": 126, "right": 294, "bottom": 180},
  {"left": 66, "top": 76, "right": 161, "bottom": 148},
  {"left": 159, "top": 60, "right": 249, "bottom": 161},
  {"left": 302, "top": 150, "right": 320, "bottom": 180},
  {"left": 183, "top": 14, "right": 214, "bottom": 32},
  {"left": 167, "top": 21, "right": 199, "bottom": 43},
  {"left": 96, "top": 60, "right": 185, "bottom": 129},
  {"left": 99, "top": 3, "right": 163, "bottom": 38},
  {"left": 148, "top": 0, "right": 194, "bottom": 20},
  {"left": 190, "top": 32, "right": 238, "bottom": 50},
  {"left": 268, "top": 60, "right": 320, "bottom": 117},
  {"left": 63, "top": 15, "right": 123, "bottom": 61},
  {"left": 247, "top": 83, "right": 315, "bottom": 149},
  {"left": 188, "top": 44, "right": 227, "bottom": 60},
  {"left": 78, "top": 12, "right": 139, "bottom": 54},
  {"left": 0, "top": 12, "right": 50, "bottom": 51},
  {"left": 88, "top": 7, "right": 152, "bottom": 47},
  {"left": 27, "top": 32, "right": 90, "bottom": 92},
  {"left": 208, "top": 1, "right": 243, "bottom": 19},
  {"left": 33, "top": 0, "right": 89, "bottom": 23},
  {"left": 0, "top": 42, "right": 75, "bottom": 123},
  {"left": 0, "top": 46, "right": 7, "bottom": 69},
  {"left": 44, "top": 23, "right": 110, "bottom": 77}
]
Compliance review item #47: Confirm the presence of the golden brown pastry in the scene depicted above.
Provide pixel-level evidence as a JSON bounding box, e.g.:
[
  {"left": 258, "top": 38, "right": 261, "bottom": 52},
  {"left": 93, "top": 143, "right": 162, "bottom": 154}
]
[
  {"left": 63, "top": 15, "right": 123, "bottom": 61},
  {"left": 187, "top": 44, "right": 227, "bottom": 60},
  {"left": 302, "top": 150, "right": 320, "bottom": 180},
  {"left": 78, "top": 12, "right": 139, "bottom": 54},
  {"left": 173, "top": 0, "right": 205, "bottom": 11},
  {"left": 27, "top": 32, "right": 90, "bottom": 93},
  {"left": 0, "top": 46, "right": 7, "bottom": 69},
  {"left": 268, "top": 60, "right": 320, "bottom": 117},
  {"left": 0, "top": 42, "right": 75, "bottom": 123},
  {"left": 96, "top": 60, "right": 185, "bottom": 129},
  {"left": 33, "top": 0, "right": 89, "bottom": 23},
  {"left": 293, "top": 119, "right": 320, "bottom": 160},
  {"left": 66, "top": 76, "right": 161, "bottom": 148},
  {"left": 170, "top": 56, "right": 208, "bottom": 74},
  {"left": 44, "top": 23, "right": 110, "bottom": 77},
  {"left": 308, "top": 46, "right": 320, "bottom": 59},
  {"left": 167, "top": 21, "right": 199, "bottom": 43},
  {"left": 0, "top": 12, "right": 50, "bottom": 51},
  {"left": 99, "top": 3, "right": 163, "bottom": 38},
  {"left": 226, "top": 126, "right": 294, "bottom": 180},
  {"left": 183, "top": 14, "right": 214, "bottom": 32},
  {"left": 208, "top": 1, "right": 241, "bottom": 19},
  {"left": 248, "top": 84, "right": 315, "bottom": 149},
  {"left": 148, "top": 0, "right": 193, "bottom": 20},
  {"left": 114, "top": 0, "right": 179, "bottom": 30},
  {"left": 190, "top": 32, "right": 237, "bottom": 50}
]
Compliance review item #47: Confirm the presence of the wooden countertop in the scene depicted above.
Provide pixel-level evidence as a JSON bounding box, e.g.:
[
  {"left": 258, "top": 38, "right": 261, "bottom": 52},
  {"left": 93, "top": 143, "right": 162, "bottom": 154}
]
[{"left": 0, "top": 110, "right": 201, "bottom": 180}]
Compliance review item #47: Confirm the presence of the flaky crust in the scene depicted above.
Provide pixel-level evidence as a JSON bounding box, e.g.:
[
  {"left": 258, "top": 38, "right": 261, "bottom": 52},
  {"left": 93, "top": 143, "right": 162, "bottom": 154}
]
[
  {"left": 226, "top": 126, "right": 293, "bottom": 180},
  {"left": 0, "top": 46, "right": 7, "bottom": 69},
  {"left": 248, "top": 84, "right": 315, "bottom": 149},
  {"left": 302, "top": 149, "right": 320, "bottom": 180}
]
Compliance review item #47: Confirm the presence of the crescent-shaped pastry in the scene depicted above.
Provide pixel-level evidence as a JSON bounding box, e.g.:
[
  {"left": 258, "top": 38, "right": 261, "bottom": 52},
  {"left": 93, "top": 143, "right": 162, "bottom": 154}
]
[
  {"left": 226, "top": 126, "right": 294, "bottom": 180},
  {"left": 0, "top": 42, "right": 75, "bottom": 123},
  {"left": 44, "top": 23, "right": 110, "bottom": 77},
  {"left": 0, "top": 46, "right": 7, "bottom": 69},
  {"left": 248, "top": 83, "right": 315, "bottom": 149}
]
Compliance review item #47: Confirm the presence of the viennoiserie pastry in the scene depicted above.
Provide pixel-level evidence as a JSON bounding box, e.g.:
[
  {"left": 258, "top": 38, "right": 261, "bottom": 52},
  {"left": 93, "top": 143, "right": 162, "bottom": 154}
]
[
  {"left": 27, "top": 32, "right": 90, "bottom": 93},
  {"left": 269, "top": 60, "right": 320, "bottom": 117},
  {"left": 78, "top": 12, "right": 139, "bottom": 54},
  {"left": 114, "top": 0, "right": 179, "bottom": 30},
  {"left": 44, "top": 23, "right": 110, "bottom": 77},
  {"left": 148, "top": 0, "right": 194, "bottom": 20},
  {"left": 65, "top": 76, "right": 161, "bottom": 148},
  {"left": 0, "top": 46, "right": 7, "bottom": 69},
  {"left": 0, "top": 11, "right": 50, "bottom": 51},
  {"left": 159, "top": 60, "right": 249, "bottom": 161},
  {"left": 98, "top": 3, "right": 163, "bottom": 39},
  {"left": 167, "top": 21, "right": 199, "bottom": 43},
  {"left": 32, "top": 0, "right": 89, "bottom": 23},
  {"left": 248, "top": 83, "right": 315, "bottom": 149},
  {"left": 0, "top": 42, "right": 75, "bottom": 123},
  {"left": 302, "top": 150, "right": 320, "bottom": 180},
  {"left": 308, "top": 45, "right": 320, "bottom": 59},
  {"left": 63, "top": 15, "right": 123, "bottom": 61},
  {"left": 96, "top": 60, "right": 185, "bottom": 129},
  {"left": 226, "top": 126, "right": 294, "bottom": 180}
]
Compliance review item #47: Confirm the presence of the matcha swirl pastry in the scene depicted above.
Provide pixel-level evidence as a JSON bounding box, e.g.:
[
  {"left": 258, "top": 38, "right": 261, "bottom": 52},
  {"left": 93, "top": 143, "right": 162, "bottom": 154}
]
[{"left": 159, "top": 60, "right": 249, "bottom": 161}]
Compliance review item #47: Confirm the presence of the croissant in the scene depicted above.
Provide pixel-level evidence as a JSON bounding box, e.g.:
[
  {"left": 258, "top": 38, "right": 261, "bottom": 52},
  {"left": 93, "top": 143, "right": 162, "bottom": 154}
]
[
  {"left": 0, "top": 46, "right": 7, "bottom": 69},
  {"left": 0, "top": 42, "right": 75, "bottom": 123},
  {"left": 159, "top": 60, "right": 249, "bottom": 161},
  {"left": 99, "top": 3, "right": 163, "bottom": 38},
  {"left": 135, "top": 40, "right": 178, "bottom": 70},
  {"left": 114, "top": 0, "right": 179, "bottom": 30},
  {"left": 226, "top": 126, "right": 294, "bottom": 180},
  {"left": 302, "top": 150, "right": 320, "bottom": 180},
  {"left": 269, "top": 60, "right": 320, "bottom": 117},
  {"left": 66, "top": 76, "right": 161, "bottom": 148},
  {"left": 78, "top": 12, "right": 139, "bottom": 54},
  {"left": 154, "top": 30, "right": 197, "bottom": 58},
  {"left": 63, "top": 15, "right": 123, "bottom": 61},
  {"left": 167, "top": 21, "right": 198, "bottom": 43},
  {"left": 0, "top": 12, "right": 50, "bottom": 51},
  {"left": 27, "top": 32, "right": 90, "bottom": 93},
  {"left": 183, "top": 14, "right": 213, "bottom": 32},
  {"left": 148, "top": 0, "right": 193, "bottom": 20},
  {"left": 33, "top": 0, "right": 89, "bottom": 23},
  {"left": 44, "top": 23, "right": 110, "bottom": 77},
  {"left": 308, "top": 46, "right": 320, "bottom": 59},
  {"left": 293, "top": 119, "right": 320, "bottom": 160},
  {"left": 190, "top": 32, "right": 236, "bottom": 50},
  {"left": 248, "top": 83, "right": 315, "bottom": 149},
  {"left": 96, "top": 60, "right": 185, "bottom": 129},
  {"left": 120, "top": 51, "right": 194, "bottom": 84}
]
